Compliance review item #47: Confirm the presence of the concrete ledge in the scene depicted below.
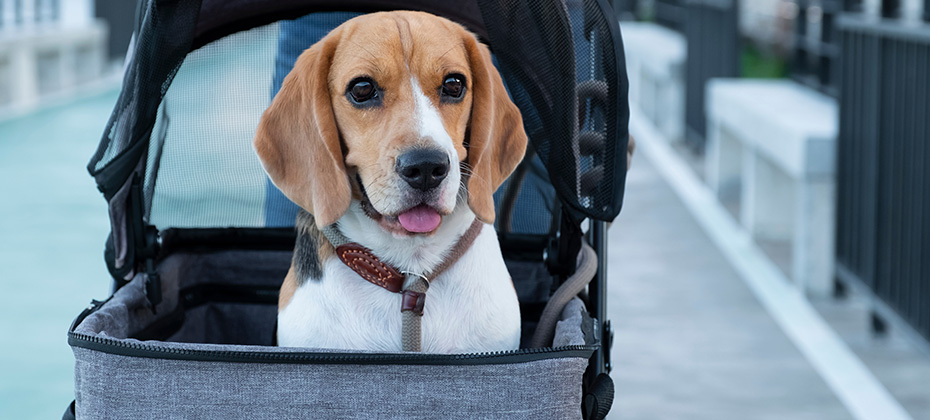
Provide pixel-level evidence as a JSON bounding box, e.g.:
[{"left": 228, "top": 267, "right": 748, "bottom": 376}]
[
  {"left": 705, "top": 78, "right": 838, "bottom": 295},
  {"left": 621, "top": 21, "right": 686, "bottom": 143},
  {"left": 707, "top": 79, "right": 838, "bottom": 178}
]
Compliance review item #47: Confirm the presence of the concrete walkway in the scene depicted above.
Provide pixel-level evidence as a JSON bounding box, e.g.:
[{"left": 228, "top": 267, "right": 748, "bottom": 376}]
[{"left": 606, "top": 155, "right": 854, "bottom": 419}]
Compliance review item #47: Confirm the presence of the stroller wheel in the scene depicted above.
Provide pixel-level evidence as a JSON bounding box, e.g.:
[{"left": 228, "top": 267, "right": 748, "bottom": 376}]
[{"left": 583, "top": 373, "right": 614, "bottom": 420}]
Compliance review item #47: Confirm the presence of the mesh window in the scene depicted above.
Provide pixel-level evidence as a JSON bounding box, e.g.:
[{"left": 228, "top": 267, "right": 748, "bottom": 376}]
[
  {"left": 146, "top": 24, "right": 280, "bottom": 229},
  {"left": 493, "top": 150, "right": 559, "bottom": 235}
]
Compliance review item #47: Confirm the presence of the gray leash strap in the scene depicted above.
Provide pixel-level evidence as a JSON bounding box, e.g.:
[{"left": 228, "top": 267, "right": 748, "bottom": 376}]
[
  {"left": 400, "top": 274, "right": 430, "bottom": 352},
  {"left": 320, "top": 225, "right": 350, "bottom": 248}
]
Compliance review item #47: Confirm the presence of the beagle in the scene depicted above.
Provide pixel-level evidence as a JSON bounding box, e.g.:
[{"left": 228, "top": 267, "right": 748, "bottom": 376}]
[{"left": 254, "top": 11, "right": 527, "bottom": 353}]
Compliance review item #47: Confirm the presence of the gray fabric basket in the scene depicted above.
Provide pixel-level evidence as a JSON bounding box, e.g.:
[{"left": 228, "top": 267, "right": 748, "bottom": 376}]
[{"left": 69, "top": 250, "right": 597, "bottom": 419}]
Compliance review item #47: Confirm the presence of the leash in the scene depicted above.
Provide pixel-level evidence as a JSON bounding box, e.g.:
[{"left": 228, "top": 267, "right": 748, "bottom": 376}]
[{"left": 320, "top": 219, "right": 484, "bottom": 351}]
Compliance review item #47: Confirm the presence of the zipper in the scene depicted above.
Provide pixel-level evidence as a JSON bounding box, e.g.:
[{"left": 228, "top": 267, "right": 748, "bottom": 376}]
[
  {"left": 68, "top": 299, "right": 598, "bottom": 366},
  {"left": 68, "top": 332, "right": 597, "bottom": 365}
]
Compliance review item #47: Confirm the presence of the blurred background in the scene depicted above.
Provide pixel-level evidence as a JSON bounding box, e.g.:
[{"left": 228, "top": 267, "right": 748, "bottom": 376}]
[
  {"left": 0, "top": 1, "right": 132, "bottom": 419},
  {"left": 609, "top": 0, "right": 930, "bottom": 419},
  {"left": 0, "top": 0, "right": 927, "bottom": 418}
]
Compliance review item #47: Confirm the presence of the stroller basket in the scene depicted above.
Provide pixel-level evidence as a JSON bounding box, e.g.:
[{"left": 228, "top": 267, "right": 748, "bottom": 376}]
[
  {"left": 70, "top": 249, "right": 597, "bottom": 418},
  {"left": 67, "top": 0, "right": 629, "bottom": 419}
]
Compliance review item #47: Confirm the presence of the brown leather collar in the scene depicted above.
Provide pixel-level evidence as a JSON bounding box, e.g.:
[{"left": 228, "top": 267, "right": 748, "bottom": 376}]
[
  {"left": 334, "top": 243, "right": 406, "bottom": 292},
  {"left": 333, "top": 219, "right": 484, "bottom": 294}
]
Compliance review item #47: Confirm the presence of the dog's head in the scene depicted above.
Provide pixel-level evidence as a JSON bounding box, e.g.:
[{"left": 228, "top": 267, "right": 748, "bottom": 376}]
[{"left": 255, "top": 11, "right": 527, "bottom": 234}]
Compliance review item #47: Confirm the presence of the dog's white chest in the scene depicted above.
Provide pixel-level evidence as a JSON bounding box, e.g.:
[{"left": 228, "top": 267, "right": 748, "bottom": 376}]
[{"left": 277, "top": 226, "right": 521, "bottom": 353}]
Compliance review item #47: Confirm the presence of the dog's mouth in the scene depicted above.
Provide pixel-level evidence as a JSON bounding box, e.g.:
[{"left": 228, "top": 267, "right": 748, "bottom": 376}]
[
  {"left": 361, "top": 200, "right": 442, "bottom": 236},
  {"left": 358, "top": 176, "right": 443, "bottom": 236}
]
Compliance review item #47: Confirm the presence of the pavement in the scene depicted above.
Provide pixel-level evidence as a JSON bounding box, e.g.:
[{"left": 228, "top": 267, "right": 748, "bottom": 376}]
[{"left": 606, "top": 154, "right": 854, "bottom": 420}]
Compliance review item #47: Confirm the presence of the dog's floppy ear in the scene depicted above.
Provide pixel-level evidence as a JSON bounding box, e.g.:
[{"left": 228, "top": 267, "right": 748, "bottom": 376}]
[
  {"left": 254, "top": 29, "right": 351, "bottom": 228},
  {"left": 462, "top": 35, "right": 528, "bottom": 224}
]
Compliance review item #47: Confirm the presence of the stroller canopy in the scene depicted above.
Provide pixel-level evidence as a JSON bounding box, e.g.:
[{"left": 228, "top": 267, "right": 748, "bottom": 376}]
[{"left": 86, "top": 0, "right": 629, "bottom": 282}]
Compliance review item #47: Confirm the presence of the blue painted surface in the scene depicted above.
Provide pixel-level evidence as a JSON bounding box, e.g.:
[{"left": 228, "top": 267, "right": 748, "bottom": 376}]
[{"left": 0, "top": 89, "right": 117, "bottom": 419}]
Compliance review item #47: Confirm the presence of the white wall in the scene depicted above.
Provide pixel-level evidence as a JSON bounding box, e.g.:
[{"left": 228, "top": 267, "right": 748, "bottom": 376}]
[
  {"left": 0, "top": 0, "right": 106, "bottom": 112},
  {"left": 1, "top": 0, "right": 95, "bottom": 31}
]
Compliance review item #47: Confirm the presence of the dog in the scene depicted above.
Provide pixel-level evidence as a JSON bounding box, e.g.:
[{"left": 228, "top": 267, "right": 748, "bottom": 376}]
[{"left": 254, "top": 11, "right": 527, "bottom": 353}]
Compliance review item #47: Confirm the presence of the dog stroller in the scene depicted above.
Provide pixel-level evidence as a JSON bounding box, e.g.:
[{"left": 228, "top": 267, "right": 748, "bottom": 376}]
[{"left": 65, "top": 0, "right": 629, "bottom": 418}]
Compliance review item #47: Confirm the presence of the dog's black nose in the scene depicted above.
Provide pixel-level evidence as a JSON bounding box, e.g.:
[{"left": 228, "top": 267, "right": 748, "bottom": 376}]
[{"left": 396, "top": 149, "right": 450, "bottom": 191}]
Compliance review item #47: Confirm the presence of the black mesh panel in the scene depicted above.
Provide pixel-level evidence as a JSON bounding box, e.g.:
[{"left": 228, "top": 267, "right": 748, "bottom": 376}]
[
  {"left": 88, "top": 0, "right": 204, "bottom": 198},
  {"left": 478, "top": 0, "right": 629, "bottom": 222}
]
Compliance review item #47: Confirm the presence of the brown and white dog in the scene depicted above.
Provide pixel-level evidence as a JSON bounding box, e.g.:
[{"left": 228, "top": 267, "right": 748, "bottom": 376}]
[{"left": 254, "top": 11, "right": 527, "bottom": 353}]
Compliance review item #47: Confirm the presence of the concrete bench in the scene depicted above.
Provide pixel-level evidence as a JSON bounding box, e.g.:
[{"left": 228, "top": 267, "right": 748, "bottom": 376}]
[
  {"left": 705, "top": 79, "right": 838, "bottom": 295},
  {"left": 622, "top": 21, "right": 686, "bottom": 143}
]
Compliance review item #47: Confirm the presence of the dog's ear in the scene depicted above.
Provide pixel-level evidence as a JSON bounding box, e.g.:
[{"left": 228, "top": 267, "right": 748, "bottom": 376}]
[
  {"left": 462, "top": 36, "right": 528, "bottom": 224},
  {"left": 254, "top": 29, "right": 351, "bottom": 228}
]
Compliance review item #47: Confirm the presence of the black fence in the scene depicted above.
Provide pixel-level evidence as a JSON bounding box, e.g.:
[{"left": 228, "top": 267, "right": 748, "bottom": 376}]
[
  {"left": 834, "top": 15, "right": 930, "bottom": 342},
  {"left": 95, "top": 0, "right": 138, "bottom": 61},
  {"left": 646, "top": 0, "right": 738, "bottom": 150},
  {"left": 682, "top": 0, "right": 739, "bottom": 150},
  {"left": 792, "top": 0, "right": 842, "bottom": 96},
  {"left": 610, "top": 0, "right": 637, "bottom": 19},
  {"left": 654, "top": 0, "right": 684, "bottom": 31}
]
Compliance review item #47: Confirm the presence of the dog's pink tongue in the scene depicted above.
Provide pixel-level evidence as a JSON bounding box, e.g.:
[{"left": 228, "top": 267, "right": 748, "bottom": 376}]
[{"left": 398, "top": 205, "right": 441, "bottom": 233}]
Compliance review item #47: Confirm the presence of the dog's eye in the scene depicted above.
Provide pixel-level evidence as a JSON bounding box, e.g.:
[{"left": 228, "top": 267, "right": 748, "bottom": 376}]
[
  {"left": 440, "top": 74, "right": 466, "bottom": 103},
  {"left": 346, "top": 77, "right": 380, "bottom": 107}
]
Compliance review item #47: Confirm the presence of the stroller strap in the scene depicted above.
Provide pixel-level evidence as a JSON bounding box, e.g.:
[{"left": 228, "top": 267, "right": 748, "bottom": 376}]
[{"left": 321, "top": 219, "right": 484, "bottom": 351}]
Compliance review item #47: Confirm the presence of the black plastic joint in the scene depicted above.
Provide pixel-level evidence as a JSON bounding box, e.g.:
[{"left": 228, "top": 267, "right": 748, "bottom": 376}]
[{"left": 144, "top": 259, "right": 162, "bottom": 309}]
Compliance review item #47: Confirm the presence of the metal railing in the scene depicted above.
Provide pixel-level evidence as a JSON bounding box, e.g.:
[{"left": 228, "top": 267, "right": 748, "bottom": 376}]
[
  {"left": 654, "top": 0, "right": 684, "bottom": 31},
  {"left": 95, "top": 0, "right": 137, "bottom": 61},
  {"left": 834, "top": 14, "right": 930, "bottom": 342},
  {"left": 610, "top": 0, "right": 637, "bottom": 19},
  {"left": 640, "top": 0, "right": 738, "bottom": 150},
  {"left": 792, "top": 0, "right": 842, "bottom": 96},
  {"left": 682, "top": 0, "right": 738, "bottom": 150}
]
